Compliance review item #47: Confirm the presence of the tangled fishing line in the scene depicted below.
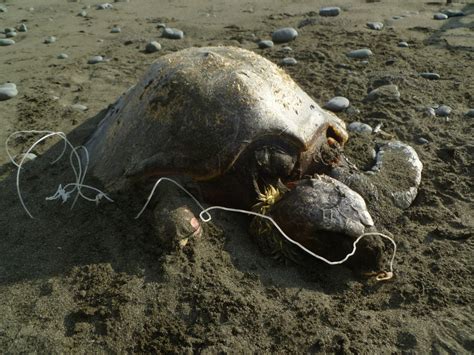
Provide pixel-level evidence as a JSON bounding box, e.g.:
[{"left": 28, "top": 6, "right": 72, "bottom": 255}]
[{"left": 6, "top": 131, "right": 396, "bottom": 280}]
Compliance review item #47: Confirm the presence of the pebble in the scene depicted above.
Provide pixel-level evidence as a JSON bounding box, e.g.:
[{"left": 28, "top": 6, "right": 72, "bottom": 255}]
[
  {"left": 280, "top": 57, "right": 297, "bottom": 66},
  {"left": 18, "top": 23, "right": 28, "bottom": 32},
  {"left": 385, "top": 58, "right": 397, "bottom": 65},
  {"left": 6, "top": 31, "right": 17, "bottom": 38},
  {"left": 78, "top": 10, "right": 87, "bottom": 17},
  {"left": 0, "top": 39, "right": 15, "bottom": 46},
  {"left": 71, "top": 103, "right": 88, "bottom": 111},
  {"left": 348, "top": 122, "right": 373, "bottom": 134},
  {"left": 4, "top": 27, "right": 15, "bottom": 34},
  {"left": 57, "top": 53, "right": 69, "bottom": 59},
  {"left": 0, "top": 5, "right": 7, "bottom": 13},
  {"left": 433, "top": 13, "right": 448, "bottom": 20},
  {"left": 435, "top": 105, "right": 452, "bottom": 117},
  {"left": 280, "top": 46, "right": 292, "bottom": 52},
  {"left": 44, "top": 36, "right": 57, "bottom": 44},
  {"left": 443, "top": 9, "right": 464, "bottom": 17},
  {"left": 258, "top": 40, "right": 273, "bottom": 49},
  {"left": 0, "top": 83, "right": 18, "bottom": 101},
  {"left": 319, "top": 7, "right": 341, "bottom": 17},
  {"left": 87, "top": 55, "right": 104, "bottom": 64},
  {"left": 398, "top": 41, "right": 409, "bottom": 48},
  {"left": 420, "top": 72, "right": 440, "bottom": 80},
  {"left": 324, "top": 96, "right": 350, "bottom": 112},
  {"left": 156, "top": 23, "right": 167, "bottom": 29},
  {"left": 425, "top": 107, "right": 436, "bottom": 117},
  {"left": 367, "top": 22, "right": 384, "bottom": 30},
  {"left": 347, "top": 48, "right": 373, "bottom": 59},
  {"left": 417, "top": 137, "right": 429, "bottom": 145},
  {"left": 271, "top": 27, "right": 298, "bottom": 44},
  {"left": 366, "top": 84, "right": 400, "bottom": 101},
  {"left": 145, "top": 41, "right": 161, "bottom": 53},
  {"left": 111, "top": 26, "right": 121, "bottom": 33},
  {"left": 465, "top": 109, "right": 474, "bottom": 117},
  {"left": 162, "top": 27, "right": 184, "bottom": 39},
  {"left": 97, "top": 3, "right": 113, "bottom": 10}
]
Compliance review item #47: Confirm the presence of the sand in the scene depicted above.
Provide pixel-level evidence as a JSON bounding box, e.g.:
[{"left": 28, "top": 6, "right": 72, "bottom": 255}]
[{"left": 0, "top": 0, "right": 473, "bottom": 353}]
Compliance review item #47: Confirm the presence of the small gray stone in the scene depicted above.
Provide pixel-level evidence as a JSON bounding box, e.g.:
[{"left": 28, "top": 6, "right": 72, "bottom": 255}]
[
  {"left": 6, "top": 31, "right": 17, "bottom": 38},
  {"left": 18, "top": 24, "right": 28, "bottom": 32},
  {"left": 347, "top": 48, "right": 373, "bottom": 59},
  {"left": 319, "top": 7, "right": 341, "bottom": 17},
  {"left": 0, "top": 5, "right": 7, "bottom": 13},
  {"left": 433, "top": 13, "right": 448, "bottom": 20},
  {"left": 44, "top": 36, "right": 57, "bottom": 44},
  {"left": 443, "top": 9, "right": 464, "bottom": 18},
  {"left": 78, "top": 10, "right": 87, "bottom": 17},
  {"left": 57, "top": 53, "right": 69, "bottom": 59},
  {"left": 271, "top": 27, "right": 298, "bottom": 44},
  {"left": 465, "top": 109, "right": 474, "bottom": 118},
  {"left": 156, "top": 23, "right": 167, "bottom": 29},
  {"left": 367, "top": 22, "right": 384, "bottom": 30},
  {"left": 280, "top": 46, "right": 293, "bottom": 52},
  {"left": 435, "top": 105, "right": 452, "bottom": 117},
  {"left": 398, "top": 41, "right": 409, "bottom": 48},
  {"left": 71, "top": 103, "right": 88, "bottom": 111},
  {"left": 417, "top": 137, "right": 429, "bottom": 145},
  {"left": 97, "top": 3, "right": 113, "bottom": 10},
  {"left": 145, "top": 41, "right": 161, "bottom": 53},
  {"left": 420, "top": 72, "right": 440, "bottom": 80},
  {"left": 0, "top": 39, "right": 15, "bottom": 46},
  {"left": 111, "top": 26, "right": 121, "bottom": 33},
  {"left": 162, "top": 27, "right": 184, "bottom": 39},
  {"left": 0, "top": 83, "right": 18, "bottom": 101},
  {"left": 87, "top": 55, "right": 104, "bottom": 64},
  {"left": 425, "top": 107, "right": 436, "bottom": 117},
  {"left": 280, "top": 57, "right": 297, "bottom": 66},
  {"left": 348, "top": 122, "right": 373, "bottom": 134},
  {"left": 258, "top": 40, "right": 273, "bottom": 49},
  {"left": 366, "top": 84, "right": 400, "bottom": 101},
  {"left": 4, "top": 27, "right": 15, "bottom": 34},
  {"left": 324, "top": 96, "right": 350, "bottom": 112}
]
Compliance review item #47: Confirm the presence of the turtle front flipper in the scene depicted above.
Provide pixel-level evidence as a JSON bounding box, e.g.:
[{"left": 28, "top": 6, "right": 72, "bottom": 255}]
[{"left": 249, "top": 176, "right": 385, "bottom": 272}]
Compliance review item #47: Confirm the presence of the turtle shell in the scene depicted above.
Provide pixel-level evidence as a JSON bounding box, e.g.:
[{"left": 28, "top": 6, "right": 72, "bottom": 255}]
[{"left": 85, "top": 46, "right": 346, "bottom": 188}]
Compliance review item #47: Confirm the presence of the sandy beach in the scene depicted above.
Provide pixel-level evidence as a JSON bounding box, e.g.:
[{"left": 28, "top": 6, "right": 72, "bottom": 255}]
[{"left": 0, "top": 0, "right": 473, "bottom": 352}]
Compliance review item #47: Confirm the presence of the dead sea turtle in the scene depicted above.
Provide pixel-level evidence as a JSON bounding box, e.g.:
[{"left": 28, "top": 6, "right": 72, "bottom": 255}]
[{"left": 84, "top": 46, "right": 422, "bottom": 271}]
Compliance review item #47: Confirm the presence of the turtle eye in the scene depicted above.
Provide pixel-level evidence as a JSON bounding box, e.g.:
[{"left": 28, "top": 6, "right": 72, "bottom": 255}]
[{"left": 326, "top": 124, "right": 348, "bottom": 147}]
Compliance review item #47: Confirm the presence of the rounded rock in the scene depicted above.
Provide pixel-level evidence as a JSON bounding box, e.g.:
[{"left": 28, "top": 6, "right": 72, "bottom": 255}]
[
  {"left": 0, "top": 39, "right": 15, "bottom": 46},
  {"left": 348, "top": 122, "right": 373, "bottom": 134},
  {"left": 156, "top": 23, "right": 167, "bottom": 29},
  {"left": 97, "top": 3, "right": 113, "bottom": 10},
  {"left": 4, "top": 27, "right": 15, "bottom": 34},
  {"left": 366, "top": 84, "right": 400, "bottom": 101},
  {"left": 465, "top": 109, "right": 474, "bottom": 118},
  {"left": 145, "top": 41, "right": 161, "bottom": 53},
  {"left": 324, "top": 96, "right": 350, "bottom": 112},
  {"left": 78, "top": 10, "right": 87, "bottom": 17},
  {"left": 433, "top": 13, "right": 448, "bottom": 20},
  {"left": 162, "top": 27, "right": 184, "bottom": 39},
  {"left": 398, "top": 41, "right": 409, "bottom": 48},
  {"left": 71, "top": 103, "right": 88, "bottom": 111},
  {"left": 443, "top": 9, "right": 464, "bottom": 18},
  {"left": 57, "top": 53, "right": 69, "bottom": 59},
  {"left": 0, "top": 5, "right": 7, "bottom": 12},
  {"left": 88, "top": 55, "right": 104, "bottom": 64},
  {"left": 6, "top": 31, "right": 17, "bottom": 38},
  {"left": 420, "top": 72, "right": 440, "bottom": 80},
  {"left": 280, "top": 57, "right": 297, "bottom": 66},
  {"left": 367, "top": 22, "right": 384, "bottom": 30},
  {"left": 417, "top": 137, "right": 429, "bottom": 145},
  {"left": 258, "top": 40, "right": 273, "bottom": 49},
  {"left": 271, "top": 27, "right": 298, "bottom": 44},
  {"left": 435, "top": 105, "right": 452, "bottom": 117},
  {"left": 0, "top": 83, "right": 18, "bottom": 101},
  {"left": 319, "top": 7, "right": 341, "bottom": 17},
  {"left": 44, "top": 36, "right": 57, "bottom": 44},
  {"left": 18, "top": 23, "right": 28, "bottom": 32},
  {"left": 347, "top": 48, "right": 373, "bottom": 59},
  {"left": 110, "top": 26, "right": 121, "bottom": 33}
]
